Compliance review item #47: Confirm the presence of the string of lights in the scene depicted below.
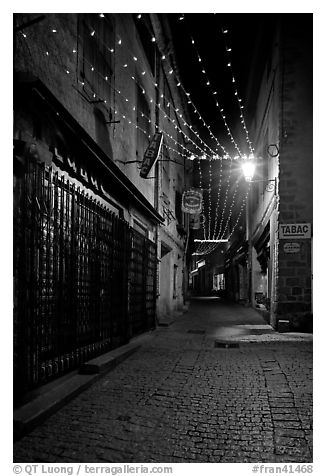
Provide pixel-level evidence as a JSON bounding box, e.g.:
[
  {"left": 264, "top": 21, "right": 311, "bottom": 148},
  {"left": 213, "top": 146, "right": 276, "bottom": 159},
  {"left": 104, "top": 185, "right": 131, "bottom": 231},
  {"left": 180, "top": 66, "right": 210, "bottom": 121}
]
[
  {"left": 26, "top": 15, "right": 211, "bottom": 161},
  {"left": 214, "top": 158, "right": 233, "bottom": 241},
  {"left": 196, "top": 158, "right": 207, "bottom": 241},
  {"left": 207, "top": 159, "right": 213, "bottom": 239},
  {"left": 86, "top": 14, "right": 226, "bottom": 160},
  {"left": 22, "top": 26, "right": 216, "bottom": 166},
  {"left": 216, "top": 177, "right": 241, "bottom": 241},
  {"left": 194, "top": 157, "right": 234, "bottom": 255},
  {"left": 132, "top": 13, "right": 235, "bottom": 159},
  {"left": 88, "top": 14, "right": 252, "bottom": 167},
  {"left": 221, "top": 26, "right": 255, "bottom": 155},
  {"left": 211, "top": 158, "right": 224, "bottom": 240},
  {"left": 18, "top": 17, "right": 249, "bottom": 258},
  {"left": 180, "top": 15, "right": 243, "bottom": 158},
  {"left": 194, "top": 182, "right": 250, "bottom": 256},
  {"left": 18, "top": 29, "right": 200, "bottom": 173}
]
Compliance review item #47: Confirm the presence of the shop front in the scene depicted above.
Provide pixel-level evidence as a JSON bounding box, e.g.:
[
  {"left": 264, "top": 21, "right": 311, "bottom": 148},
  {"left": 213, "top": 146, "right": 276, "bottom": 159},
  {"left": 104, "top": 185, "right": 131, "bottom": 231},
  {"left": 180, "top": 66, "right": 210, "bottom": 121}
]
[{"left": 13, "top": 78, "right": 162, "bottom": 402}]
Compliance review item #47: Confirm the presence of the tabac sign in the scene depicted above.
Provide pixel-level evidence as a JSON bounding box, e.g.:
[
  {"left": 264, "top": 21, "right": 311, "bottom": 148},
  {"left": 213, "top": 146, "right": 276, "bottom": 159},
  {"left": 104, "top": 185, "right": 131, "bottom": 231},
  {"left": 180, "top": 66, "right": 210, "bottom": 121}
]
[
  {"left": 279, "top": 223, "right": 311, "bottom": 239},
  {"left": 140, "top": 132, "right": 163, "bottom": 178},
  {"left": 182, "top": 189, "right": 203, "bottom": 214}
]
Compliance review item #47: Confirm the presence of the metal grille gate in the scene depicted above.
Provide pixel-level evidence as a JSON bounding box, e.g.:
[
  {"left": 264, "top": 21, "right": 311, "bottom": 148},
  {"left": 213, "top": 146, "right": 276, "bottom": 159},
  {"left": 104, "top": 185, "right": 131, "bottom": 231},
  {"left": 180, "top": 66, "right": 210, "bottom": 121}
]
[
  {"left": 130, "top": 230, "right": 156, "bottom": 336},
  {"left": 14, "top": 159, "right": 156, "bottom": 401}
]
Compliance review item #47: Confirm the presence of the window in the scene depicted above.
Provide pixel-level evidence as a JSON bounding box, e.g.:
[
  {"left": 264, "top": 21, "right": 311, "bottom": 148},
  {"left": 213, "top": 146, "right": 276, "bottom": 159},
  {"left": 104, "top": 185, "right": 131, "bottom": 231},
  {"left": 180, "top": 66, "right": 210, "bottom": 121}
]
[
  {"left": 79, "top": 14, "right": 115, "bottom": 105},
  {"left": 94, "top": 108, "right": 113, "bottom": 158}
]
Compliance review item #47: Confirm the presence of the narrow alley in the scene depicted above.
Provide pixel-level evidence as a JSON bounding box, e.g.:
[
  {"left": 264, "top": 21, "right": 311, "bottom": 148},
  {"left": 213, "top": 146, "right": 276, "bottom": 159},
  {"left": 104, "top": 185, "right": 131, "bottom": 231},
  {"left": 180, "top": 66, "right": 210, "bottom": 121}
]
[{"left": 13, "top": 298, "right": 313, "bottom": 464}]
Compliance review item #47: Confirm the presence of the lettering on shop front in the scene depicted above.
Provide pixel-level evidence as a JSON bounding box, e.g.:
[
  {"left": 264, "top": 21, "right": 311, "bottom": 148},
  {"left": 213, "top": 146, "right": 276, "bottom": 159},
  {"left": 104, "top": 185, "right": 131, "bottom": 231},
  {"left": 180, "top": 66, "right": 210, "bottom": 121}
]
[
  {"left": 52, "top": 147, "right": 100, "bottom": 192},
  {"left": 279, "top": 223, "right": 311, "bottom": 239}
]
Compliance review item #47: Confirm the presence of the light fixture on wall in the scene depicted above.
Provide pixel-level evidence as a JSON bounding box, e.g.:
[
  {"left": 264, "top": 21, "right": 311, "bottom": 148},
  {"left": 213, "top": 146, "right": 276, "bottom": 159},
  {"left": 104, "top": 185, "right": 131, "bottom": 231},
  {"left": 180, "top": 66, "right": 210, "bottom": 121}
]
[{"left": 241, "top": 155, "right": 276, "bottom": 192}]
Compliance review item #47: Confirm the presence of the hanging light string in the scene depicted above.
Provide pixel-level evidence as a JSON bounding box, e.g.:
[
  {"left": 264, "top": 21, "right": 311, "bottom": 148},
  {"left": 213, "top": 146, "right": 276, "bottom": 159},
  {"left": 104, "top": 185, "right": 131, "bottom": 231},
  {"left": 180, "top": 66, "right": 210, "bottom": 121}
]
[
  {"left": 19, "top": 19, "right": 248, "bottom": 254},
  {"left": 130, "top": 13, "right": 235, "bottom": 159},
  {"left": 221, "top": 27, "right": 254, "bottom": 155},
  {"left": 87, "top": 14, "right": 225, "bottom": 160},
  {"left": 190, "top": 36, "right": 242, "bottom": 156},
  {"left": 19, "top": 29, "right": 203, "bottom": 170},
  {"left": 27, "top": 22, "right": 213, "bottom": 164},
  {"left": 194, "top": 182, "right": 250, "bottom": 256},
  {"left": 216, "top": 177, "right": 241, "bottom": 241},
  {"left": 213, "top": 158, "right": 233, "bottom": 241},
  {"left": 77, "top": 23, "right": 214, "bottom": 159},
  {"left": 34, "top": 14, "right": 213, "bottom": 161},
  {"left": 210, "top": 157, "right": 224, "bottom": 240},
  {"left": 207, "top": 159, "right": 213, "bottom": 239},
  {"left": 179, "top": 15, "right": 243, "bottom": 157},
  {"left": 97, "top": 13, "right": 246, "bottom": 239},
  {"left": 196, "top": 158, "right": 207, "bottom": 241}
]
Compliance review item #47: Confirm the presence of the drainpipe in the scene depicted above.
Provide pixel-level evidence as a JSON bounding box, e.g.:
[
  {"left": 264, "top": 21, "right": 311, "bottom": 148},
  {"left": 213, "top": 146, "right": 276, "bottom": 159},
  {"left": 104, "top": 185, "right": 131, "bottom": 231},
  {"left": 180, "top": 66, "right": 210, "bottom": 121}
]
[{"left": 153, "top": 24, "right": 161, "bottom": 321}]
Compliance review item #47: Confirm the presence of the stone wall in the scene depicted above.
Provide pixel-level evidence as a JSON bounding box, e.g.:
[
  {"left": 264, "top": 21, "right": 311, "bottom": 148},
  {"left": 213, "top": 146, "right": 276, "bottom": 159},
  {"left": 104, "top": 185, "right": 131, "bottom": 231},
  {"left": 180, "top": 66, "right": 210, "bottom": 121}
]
[{"left": 276, "top": 17, "right": 313, "bottom": 330}]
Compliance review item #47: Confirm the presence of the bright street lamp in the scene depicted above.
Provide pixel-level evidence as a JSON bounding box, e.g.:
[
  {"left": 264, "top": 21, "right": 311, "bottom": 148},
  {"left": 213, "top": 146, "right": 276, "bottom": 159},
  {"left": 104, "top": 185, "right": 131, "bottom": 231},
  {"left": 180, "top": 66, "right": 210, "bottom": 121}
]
[
  {"left": 241, "top": 159, "right": 256, "bottom": 182},
  {"left": 241, "top": 156, "right": 276, "bottom": 191}
]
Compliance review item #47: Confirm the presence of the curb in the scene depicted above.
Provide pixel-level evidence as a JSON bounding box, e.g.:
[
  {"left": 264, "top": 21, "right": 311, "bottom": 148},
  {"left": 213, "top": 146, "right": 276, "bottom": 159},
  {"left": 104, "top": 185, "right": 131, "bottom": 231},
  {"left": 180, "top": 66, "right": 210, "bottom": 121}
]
[{"left": 13, "top": 339, "right": 147, "bottom": 440}]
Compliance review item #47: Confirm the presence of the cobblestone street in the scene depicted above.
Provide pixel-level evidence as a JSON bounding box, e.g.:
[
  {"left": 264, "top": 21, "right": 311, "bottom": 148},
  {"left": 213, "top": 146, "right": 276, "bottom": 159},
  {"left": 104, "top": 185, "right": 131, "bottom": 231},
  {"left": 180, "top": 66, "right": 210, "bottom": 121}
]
[{"left": 13, "top": 298, "right": 313, "bottom": 463}]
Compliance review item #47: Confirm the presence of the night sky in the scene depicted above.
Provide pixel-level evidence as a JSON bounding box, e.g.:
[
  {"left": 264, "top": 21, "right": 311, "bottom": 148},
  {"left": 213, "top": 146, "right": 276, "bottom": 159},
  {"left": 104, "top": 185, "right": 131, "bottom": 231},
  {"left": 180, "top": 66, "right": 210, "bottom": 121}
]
[{"left": 168, "top": 13, "right": 281, "bottom": 156}]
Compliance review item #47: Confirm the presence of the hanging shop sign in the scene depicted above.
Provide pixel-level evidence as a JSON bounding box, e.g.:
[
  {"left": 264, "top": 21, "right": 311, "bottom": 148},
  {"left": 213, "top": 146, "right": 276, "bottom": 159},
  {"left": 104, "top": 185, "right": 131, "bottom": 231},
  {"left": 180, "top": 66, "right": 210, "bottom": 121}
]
[
  {"left": 283, "top": 242, "right": 301, "bottom": 254},
  {"left": 279, "top": 223, "right": 311, "bottom": 239},
  {"left": 182, "top": 189, "right": 203, "bottom": 214},
  {"left": 140, "top": 132, "right": 163, "bottom": 178}
]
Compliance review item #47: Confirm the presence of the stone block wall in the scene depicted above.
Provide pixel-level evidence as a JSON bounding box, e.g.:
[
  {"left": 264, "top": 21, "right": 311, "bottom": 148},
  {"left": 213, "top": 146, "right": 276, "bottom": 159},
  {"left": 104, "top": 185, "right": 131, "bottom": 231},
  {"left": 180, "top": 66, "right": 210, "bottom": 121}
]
[{"left": 276, "top": 16, "right": 313, "bottom": 328}]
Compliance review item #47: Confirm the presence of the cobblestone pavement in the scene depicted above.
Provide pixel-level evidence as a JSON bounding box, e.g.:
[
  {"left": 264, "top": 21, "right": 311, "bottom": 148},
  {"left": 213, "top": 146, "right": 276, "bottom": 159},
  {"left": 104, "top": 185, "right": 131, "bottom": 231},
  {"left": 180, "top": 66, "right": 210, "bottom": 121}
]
[{"left": 13, "top": 299, "right": 313, "bottom": 463}]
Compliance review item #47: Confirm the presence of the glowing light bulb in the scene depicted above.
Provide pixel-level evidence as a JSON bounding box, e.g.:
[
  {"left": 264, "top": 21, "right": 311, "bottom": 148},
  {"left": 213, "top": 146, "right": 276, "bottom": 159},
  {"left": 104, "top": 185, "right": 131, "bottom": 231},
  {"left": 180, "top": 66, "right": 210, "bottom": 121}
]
[
  {"left": 99, "top": 13, "right": 105, "bottom": 18},
  {"left": 137, "top": 14, "right": 142, "bottom": 18},
  {"left": 151, "top": 37, "right": 156, "bottom": 42},
  {"left": 52, "top": 29, "right": 57, "bottom": 33},
  {"left": 90, "top": 30, "right": 95, "bottom": 36}
]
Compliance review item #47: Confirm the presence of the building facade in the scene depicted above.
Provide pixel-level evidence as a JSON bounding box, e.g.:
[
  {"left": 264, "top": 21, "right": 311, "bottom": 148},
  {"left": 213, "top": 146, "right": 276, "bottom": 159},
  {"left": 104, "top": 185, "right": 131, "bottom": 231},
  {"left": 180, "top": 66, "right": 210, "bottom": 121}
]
[
  {"left": 225, "top": 15, "right": 313, "bottom": 331},
  {"left": 13, "top": 13, "right": 192, "bottom": 402}
]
